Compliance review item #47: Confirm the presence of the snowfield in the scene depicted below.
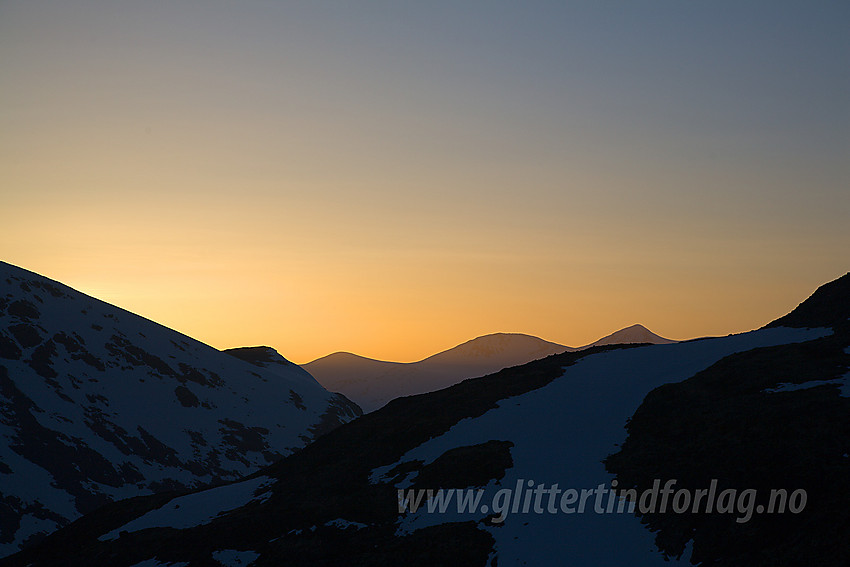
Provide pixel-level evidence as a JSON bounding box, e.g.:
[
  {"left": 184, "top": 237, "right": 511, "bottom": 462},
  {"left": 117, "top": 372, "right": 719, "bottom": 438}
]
[{"left": 374, "top": 326, "right": 830, "bottom": 565}]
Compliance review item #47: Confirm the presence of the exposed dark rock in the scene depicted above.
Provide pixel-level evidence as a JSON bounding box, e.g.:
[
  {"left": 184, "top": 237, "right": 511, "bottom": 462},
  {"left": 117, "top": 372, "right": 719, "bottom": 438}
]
[
  {"left": 174, "top": 385, "right": 200, "bottom": 408},
  {"left": 0, "top": 334, "right": 21, "bottom": 360},
  {"left": 186, "top": 430, "right": 207, "bottom": 446},
  {"left": 289, "top": 389, "right": 306, "bottom": 410},
  {"left": 224, "top": 346, "right": 293, "bottom": 367},
  {"left": 24, "top": 280, "right": 67, "bottom": 299},
  {"left": 104, "top": 335, "right": 177, "bottom": 377},
  {"left": 136, "top": 427, "right": 182, "bottom": 469},
  {"left": 7, "top": 300, "right": 39, "bottom": 320},
  {"left": 26, "top": 340, "right": 57, "bottom": 378},
  {"left": 53, "top": 332, "right": 83, "bottom": 353},
  {"left": 84, "top": 393, "right": 108, "bottom": 406},
  {"left": 175, "top": 363, "right": 224, "bottom": 388},
  {"left": 8, "top": 324, "right": 42, "bottom": 349},
  {"left": 412, "top": 440, "right": 514, "bottom": 490},
  {"left": 54, "top": 332, "right": 104, "bottom": 371},
  {"left": 218, "top": 419, "right": 271, "bottom": 455}
]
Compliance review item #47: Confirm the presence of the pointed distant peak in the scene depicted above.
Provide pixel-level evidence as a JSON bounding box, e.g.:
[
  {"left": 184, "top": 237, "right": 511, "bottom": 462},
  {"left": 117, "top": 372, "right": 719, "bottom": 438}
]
[
  {"left": 764, "top": 272, "right": 850, "bottom": 330},
  {"left": 223, "top": 346, "right": 296, "bottom": 367},
  {"left": 621, "top": 323, "right": 650, "bottom": 332},
  {"left": 587, "top": 324, "right": 675, "bottom": 348}
]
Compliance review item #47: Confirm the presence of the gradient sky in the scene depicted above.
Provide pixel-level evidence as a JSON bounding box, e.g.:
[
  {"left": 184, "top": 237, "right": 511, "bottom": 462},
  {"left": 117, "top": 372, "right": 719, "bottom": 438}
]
[{"left": 2, "top": 1, "right": 848, "bottom": 363}]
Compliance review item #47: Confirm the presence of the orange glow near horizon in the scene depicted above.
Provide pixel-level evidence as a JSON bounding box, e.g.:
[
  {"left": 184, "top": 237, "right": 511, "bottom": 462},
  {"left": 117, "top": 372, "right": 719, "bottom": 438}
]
[
  {"left": 3, "top": 240, "right": 843, "bottom": 365},
  {"left": 2, "top": 2, "right": 847, "bottom": 364}
]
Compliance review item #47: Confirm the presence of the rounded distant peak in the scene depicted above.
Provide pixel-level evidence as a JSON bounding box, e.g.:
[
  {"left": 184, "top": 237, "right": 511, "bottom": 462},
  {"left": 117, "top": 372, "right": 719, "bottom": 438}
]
[{"left": 425, "top": 332, "right": 570, "bottom": 364}]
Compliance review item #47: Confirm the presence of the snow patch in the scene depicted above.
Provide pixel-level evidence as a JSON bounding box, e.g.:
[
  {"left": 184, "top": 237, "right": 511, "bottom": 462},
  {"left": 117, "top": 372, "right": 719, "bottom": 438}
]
[
  {"left": 765, "top": 348, "right": 850, "bottom": 396},
  {"left": 764, "top": 378, "right": 849, "bottom": 395},
  {"left": 324, "top": 518, "right": 369, "bottom": 530},
  {"left": 211, "top": 549, "right": 260, "bottom": 566},
  {"left": 99, "top": 477, "right": 274, "bottom": 540},
  {"left": 129, "top": 560, "right": 189, "bottom": 567}
]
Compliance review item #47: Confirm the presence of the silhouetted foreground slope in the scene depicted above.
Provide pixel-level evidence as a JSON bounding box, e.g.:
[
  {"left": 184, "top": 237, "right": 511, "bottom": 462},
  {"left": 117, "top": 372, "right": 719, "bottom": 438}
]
[
  {"left": 3, "top": 272, "right": 846, "bottom": 566},
  {"left": 0, "top": 262, "right": 360, "bottom": 556},
  {"left": 764, "top": 272, "right": 850, "bottom": 329},
  {"left": 605, "top": 272, "right": 850, "bottom": 566}
]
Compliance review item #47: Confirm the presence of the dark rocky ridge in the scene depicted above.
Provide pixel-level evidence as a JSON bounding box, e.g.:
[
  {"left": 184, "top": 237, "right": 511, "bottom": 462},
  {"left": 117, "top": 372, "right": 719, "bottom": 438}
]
[{"left": 604, "top": 272, "right": 850, "bottom": 566}]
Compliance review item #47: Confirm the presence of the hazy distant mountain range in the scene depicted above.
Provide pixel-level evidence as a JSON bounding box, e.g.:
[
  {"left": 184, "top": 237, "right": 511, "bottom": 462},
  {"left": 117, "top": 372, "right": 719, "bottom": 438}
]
[
  {"left": 8, "top": 272, "right": 846, "bottom": 566},
  {"left": 305, "top": 324, "right": 675, "bottom": 412},
  {"left": 0, "top": 262, "right": 360, "bottom": 556}
]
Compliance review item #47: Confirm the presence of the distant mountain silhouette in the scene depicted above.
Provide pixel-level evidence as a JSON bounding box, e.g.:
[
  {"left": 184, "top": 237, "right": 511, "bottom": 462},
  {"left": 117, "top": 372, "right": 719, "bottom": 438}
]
[
  {"left": 588, "top": 323, "right": 676, "bottom": 347},
  {"left": 305, "top": 325, "right": 675, "bottom": 412}
]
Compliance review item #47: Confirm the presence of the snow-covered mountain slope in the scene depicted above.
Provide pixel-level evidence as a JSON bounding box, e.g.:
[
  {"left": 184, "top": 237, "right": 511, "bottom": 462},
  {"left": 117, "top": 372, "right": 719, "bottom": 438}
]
[
  {"left": 0, "top": 262, "right": 360, "bottom": 557},
  {"left": 306, "top": 326, "right": 675, "bottom": 412},
  {"left": 9, "top": 273, "right": 845, "bottom": 567}
]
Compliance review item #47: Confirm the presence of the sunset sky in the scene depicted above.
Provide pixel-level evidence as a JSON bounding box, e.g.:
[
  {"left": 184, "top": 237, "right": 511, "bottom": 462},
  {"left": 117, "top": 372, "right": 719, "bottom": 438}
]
[{"left": 2, "top": 1, "right": 848, "bottom": 363}]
